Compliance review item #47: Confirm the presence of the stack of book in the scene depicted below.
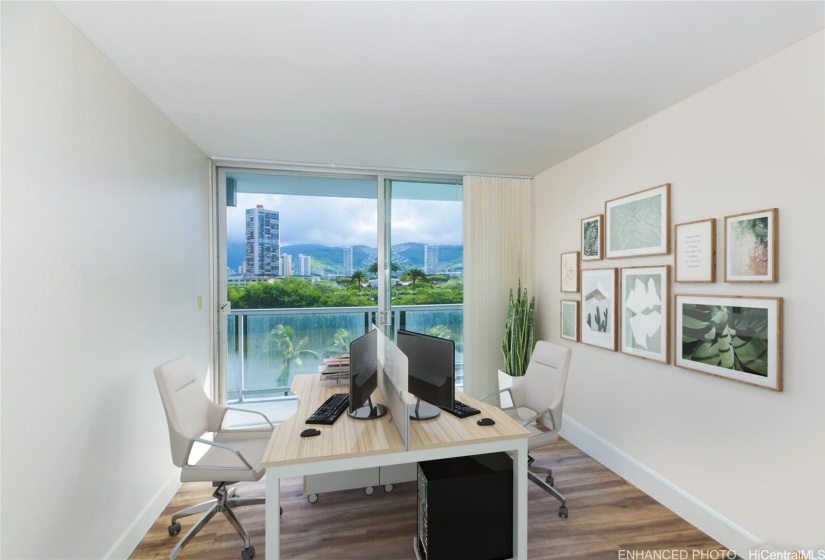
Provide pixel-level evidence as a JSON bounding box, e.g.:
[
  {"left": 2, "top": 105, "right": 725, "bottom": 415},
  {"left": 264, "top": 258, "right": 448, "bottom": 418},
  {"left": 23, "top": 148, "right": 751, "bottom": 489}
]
[{"left": 319, "top": 356, "right": 350, "bottom": 380}]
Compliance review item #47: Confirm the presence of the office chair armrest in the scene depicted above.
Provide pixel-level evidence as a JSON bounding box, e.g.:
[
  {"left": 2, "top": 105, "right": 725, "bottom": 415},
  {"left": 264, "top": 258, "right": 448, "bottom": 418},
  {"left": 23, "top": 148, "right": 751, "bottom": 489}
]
[
  {"left": 479, "top": 388, "right": 515, "bottom": 408},
  {"left": 225, "top": 407, "right": 276, "bottom": 429},
  {"left": 183, "top": 437, "right": 254, "bottom": 471},
  {"left": 520, "top": 407, "right": 557, "bottom": 430}
]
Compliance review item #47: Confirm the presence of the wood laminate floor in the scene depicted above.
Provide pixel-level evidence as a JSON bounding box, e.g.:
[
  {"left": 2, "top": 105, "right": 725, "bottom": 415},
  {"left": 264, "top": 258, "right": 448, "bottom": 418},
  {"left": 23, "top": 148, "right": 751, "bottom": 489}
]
[{"left": 131, "top": 439, "right": 728, "bottom": 559}]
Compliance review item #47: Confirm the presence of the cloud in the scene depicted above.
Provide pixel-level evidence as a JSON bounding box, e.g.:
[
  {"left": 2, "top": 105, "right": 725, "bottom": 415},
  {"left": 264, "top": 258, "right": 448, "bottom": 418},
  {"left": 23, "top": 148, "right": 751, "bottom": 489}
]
[{"left": 228, "top": 193, "right": 462, "bottom": 247}]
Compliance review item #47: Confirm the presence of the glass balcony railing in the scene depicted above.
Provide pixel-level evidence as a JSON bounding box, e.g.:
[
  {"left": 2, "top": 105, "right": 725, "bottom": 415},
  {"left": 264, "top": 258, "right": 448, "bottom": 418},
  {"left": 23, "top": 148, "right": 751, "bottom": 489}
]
[{"left": 226, "top": 304, "right": 464, "bottom": 403}]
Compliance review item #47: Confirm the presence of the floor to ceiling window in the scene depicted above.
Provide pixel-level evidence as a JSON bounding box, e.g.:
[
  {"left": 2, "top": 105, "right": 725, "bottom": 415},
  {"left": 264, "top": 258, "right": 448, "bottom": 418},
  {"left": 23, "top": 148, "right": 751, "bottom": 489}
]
[{"left": 216, "top": 168, "right": 462, "bottom": 424}]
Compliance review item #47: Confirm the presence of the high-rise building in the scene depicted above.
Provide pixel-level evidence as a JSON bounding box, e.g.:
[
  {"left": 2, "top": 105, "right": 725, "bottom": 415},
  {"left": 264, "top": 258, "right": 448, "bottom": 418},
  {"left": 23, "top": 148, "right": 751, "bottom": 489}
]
[
  {"left": 343, "top": 246, "right": 354, "bottom": 275},
  {"left": 245, "top": 205, "right": 280, "bottom": 276},
  {"left": 424, "top": 244, "right": 439, "bottom": 274},
  {"left": 280, "top": 253, "right": 293, "bottom": 277},
  {"left": 297, "top": 254, "right": 312, "bottom": 276}
]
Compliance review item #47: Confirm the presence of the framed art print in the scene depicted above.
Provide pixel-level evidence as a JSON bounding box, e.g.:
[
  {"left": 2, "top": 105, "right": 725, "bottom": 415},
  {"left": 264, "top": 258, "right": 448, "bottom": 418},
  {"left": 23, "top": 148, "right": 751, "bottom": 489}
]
[
  {"left": 581, "top": 214, "right": 603, "bottom": 261},
  {"left": 605, "top": 183, "right": 671, "bottom": 258},
  {"left": 580, "top": 268, "right": 618, "bottom": 351},
  {"left": 675, "top": 218, "right": 716, "bottom": 283},
  {"left": 724, "top": 208, "right": 778, "bottom": 283},
  {"left": 560, "top": 300, "right": 580, "bottom": 342},
  {"left": 675, "top": 294, "right": 783, "bottom": 391},
  {"left": 620, "top": 265, "right": 670, "bottom": 364},
  {"left": 560, "top": 251, "right": 580, "bottom": 293}
]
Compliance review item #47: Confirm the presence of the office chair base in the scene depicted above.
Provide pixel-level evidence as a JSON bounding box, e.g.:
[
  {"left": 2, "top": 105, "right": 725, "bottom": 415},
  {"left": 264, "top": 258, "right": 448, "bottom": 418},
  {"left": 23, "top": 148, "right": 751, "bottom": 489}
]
[
  {"left": 530, "top": 464, "right": 555, "bottom": 486},
  {"left": 168, "top": 483, "right": 264, "bottom": 560},
  {"left": 527, "top": 470, "right": 568, "bottom": 518}
]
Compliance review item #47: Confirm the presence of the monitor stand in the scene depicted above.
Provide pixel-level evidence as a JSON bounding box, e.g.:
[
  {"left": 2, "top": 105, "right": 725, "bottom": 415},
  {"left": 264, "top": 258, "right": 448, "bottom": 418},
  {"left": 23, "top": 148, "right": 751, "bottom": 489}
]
[
  {"left": 409, "top": 398, "right": 441, "bottom": 421},
  {"left": 348, "top": 396, "right": 388, "bottom": 420}
]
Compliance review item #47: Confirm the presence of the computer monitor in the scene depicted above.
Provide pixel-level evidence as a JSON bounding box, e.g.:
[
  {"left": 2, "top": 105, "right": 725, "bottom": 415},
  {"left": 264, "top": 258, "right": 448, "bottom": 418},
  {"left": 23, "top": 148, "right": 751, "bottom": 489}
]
[
  {"left": 348, "top": 328, "right": 388, "bottom": 420},
  {"left": 397, "top": 329, "right": 455, "bottom": 421}
]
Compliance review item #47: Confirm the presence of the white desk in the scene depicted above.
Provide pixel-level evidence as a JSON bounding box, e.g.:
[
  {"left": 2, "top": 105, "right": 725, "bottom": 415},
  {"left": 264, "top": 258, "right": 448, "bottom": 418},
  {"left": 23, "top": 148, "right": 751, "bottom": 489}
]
[{"left": 261, "top": 374, "right": 530, "bottom": 559}]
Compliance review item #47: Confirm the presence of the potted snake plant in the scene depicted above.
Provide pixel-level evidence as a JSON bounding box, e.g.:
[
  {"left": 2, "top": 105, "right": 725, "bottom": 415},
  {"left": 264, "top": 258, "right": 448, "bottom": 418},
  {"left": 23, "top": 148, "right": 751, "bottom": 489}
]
[{"left": 499, "top": 279, "right": 536, "bottom": 407}]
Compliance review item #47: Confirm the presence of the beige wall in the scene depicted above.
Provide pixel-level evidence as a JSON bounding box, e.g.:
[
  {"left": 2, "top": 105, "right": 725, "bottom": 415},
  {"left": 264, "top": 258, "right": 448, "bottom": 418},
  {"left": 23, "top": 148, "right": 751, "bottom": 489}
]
[
  {"left": 534, "top": 31, "right": 824, "bottom": 551},
  {"left": 1, "top": 3, "right": 210, "bottom": 558}
]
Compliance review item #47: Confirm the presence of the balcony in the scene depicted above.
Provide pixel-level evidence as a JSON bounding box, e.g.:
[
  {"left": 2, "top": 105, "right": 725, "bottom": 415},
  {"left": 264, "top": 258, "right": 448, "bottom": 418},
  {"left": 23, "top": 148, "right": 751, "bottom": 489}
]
[{"left": 225, "top": 304, "right": 464, "bottom": 423}]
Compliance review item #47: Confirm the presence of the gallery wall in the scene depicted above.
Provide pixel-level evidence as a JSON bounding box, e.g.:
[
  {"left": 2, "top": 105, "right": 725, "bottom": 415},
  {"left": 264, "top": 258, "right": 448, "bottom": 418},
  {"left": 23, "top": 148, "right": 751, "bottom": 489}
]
[
  {"left": 533, "top": 31, "right": 824, "bottom": 551},
  {"left": 1, "top": 3, "right": 210, "bottom": 558}
]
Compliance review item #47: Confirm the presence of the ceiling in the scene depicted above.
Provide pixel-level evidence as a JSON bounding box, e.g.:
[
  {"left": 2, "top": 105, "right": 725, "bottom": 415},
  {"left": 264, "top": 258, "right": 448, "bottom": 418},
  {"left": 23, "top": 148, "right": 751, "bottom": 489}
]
[{"left": 55, "top": 1, "right": 824, "bottom": 176}]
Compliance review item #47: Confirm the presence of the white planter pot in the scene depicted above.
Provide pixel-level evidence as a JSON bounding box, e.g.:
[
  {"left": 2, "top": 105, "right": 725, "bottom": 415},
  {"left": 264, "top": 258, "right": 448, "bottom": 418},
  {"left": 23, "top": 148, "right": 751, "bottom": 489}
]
[{"left": 497, "top": 369, "right": 514, "bottom": 408}]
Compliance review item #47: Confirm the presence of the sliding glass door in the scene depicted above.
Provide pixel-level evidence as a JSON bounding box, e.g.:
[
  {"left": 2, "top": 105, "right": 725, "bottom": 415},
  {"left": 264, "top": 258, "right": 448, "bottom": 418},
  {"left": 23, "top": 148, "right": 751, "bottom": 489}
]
[{"left": 215, "top": 168, "right": 462, "bottom": 422}]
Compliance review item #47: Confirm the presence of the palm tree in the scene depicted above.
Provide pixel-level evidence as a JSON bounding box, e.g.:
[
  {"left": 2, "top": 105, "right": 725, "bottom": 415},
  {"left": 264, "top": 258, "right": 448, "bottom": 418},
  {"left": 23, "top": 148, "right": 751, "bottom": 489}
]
[
  {"left": 264, "top": 325, "right": 319, "bottom": 386},
  {"left": 330, "top": 328, "right": 351, "bottom": 356},
  {"left": 349, "top": 269, "right": 369, "bottom": 289},
  {"left": 400, "top": 267, "right": 428, "bottom": 289}
]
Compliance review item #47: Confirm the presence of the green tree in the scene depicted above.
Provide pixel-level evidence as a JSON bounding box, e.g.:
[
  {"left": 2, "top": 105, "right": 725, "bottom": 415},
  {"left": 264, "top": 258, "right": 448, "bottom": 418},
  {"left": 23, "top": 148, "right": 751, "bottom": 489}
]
[
  {"left": 400, "top": 267, "right": 428, "bottom": 289},
  {"left": 349, "top": 269, "right": 369, "bottom": 290},
  {"left": 264, "top": 325, "right": 319, "bottom": 386}
]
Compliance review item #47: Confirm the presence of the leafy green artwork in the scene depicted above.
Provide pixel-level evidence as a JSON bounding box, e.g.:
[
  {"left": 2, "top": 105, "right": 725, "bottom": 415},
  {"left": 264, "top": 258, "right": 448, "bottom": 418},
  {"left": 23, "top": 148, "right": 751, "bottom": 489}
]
[
  {"left": 562, "top": 303, "right": 576, "bottom": 338},
  {"left": 681, "top": 304, "right": 769, "bottom": 377},
  {"left": 583, "top": 218, "right": 600, "bottom": 258},
  {"left": 624, "top": 273, "right": 663, "bottom": 353},
  {"left": 609, "top": 193, "right": 663, "bottom": 252}
]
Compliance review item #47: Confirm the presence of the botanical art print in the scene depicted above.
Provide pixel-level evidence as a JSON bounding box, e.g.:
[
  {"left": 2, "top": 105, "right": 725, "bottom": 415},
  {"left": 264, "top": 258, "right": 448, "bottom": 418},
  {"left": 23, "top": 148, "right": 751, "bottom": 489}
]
[
  {"left": 605, "top": 183, "right": 671, "bottom": 258},
  {"left": 725, "top": 208, "right": 778, "bottom": 283},
  {"left": 560, "top": 300, "right": 579, "bottom": 342},
  {"left": 580, "top": 268, "right": 617, "bottom": 351},
  {"left": 560, "top": 251, "right": 580, "bottom": 293},
  {"left": 581, "top": 215, "right": 603, "bottom": 261},
  {"left": 621, "top": 266, "right": 669, "bottom": 363},
  {"left": 675, "top": 295, "right": 783, "bottom": 391}
]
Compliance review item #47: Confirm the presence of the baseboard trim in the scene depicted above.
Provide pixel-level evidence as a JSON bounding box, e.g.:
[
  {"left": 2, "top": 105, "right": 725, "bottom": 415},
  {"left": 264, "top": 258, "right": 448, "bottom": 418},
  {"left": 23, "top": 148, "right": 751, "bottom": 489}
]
[
  {"left": 103, "top": 474, "right": 181, "bottom": 560},
  {"left": 560, "top": 414, "right": 761, "bottom": 554}
]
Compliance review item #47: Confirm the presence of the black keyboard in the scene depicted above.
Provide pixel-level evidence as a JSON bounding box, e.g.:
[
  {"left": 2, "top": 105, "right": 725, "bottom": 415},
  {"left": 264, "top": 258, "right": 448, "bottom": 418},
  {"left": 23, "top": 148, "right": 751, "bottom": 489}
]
[
  {"left": 443, "top": 399, "right": 481, "bottom": 418},
  {"left": 306, "top": 393, "right": 350, "bottom": 425}
]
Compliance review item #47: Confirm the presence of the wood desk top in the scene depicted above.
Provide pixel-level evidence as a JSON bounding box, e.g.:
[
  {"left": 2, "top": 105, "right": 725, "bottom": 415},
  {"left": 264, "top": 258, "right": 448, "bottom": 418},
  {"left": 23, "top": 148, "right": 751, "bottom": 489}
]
[
  {"left": 261, "top": 374, "right": 529, "bottom": 468},
  {"left": 410, "top": 390, "right": 529, "bottom": 449},
  {"left": 261, "top": 374, "right": 405, "bottom": 468}
]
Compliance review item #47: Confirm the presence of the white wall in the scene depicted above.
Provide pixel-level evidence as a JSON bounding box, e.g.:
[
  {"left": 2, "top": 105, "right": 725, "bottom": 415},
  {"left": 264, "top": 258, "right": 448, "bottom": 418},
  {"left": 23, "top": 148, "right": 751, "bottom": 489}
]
[
  {"left": 534, "top": 31, "right": 824, "bottom": 551},
  {"left": 1, "top": 3, "right": 210, "bottom": 558}
]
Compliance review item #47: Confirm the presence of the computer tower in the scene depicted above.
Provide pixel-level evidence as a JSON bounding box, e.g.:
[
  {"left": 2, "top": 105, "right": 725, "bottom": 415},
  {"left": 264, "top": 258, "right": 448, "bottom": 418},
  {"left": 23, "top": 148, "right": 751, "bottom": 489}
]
[{"left": 416, "top": 452, "right": 513, "bottom": 560}]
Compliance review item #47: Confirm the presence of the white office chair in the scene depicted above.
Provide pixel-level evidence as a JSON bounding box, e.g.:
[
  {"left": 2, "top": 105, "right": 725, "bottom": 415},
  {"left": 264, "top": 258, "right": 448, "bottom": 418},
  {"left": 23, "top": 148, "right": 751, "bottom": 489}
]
[
  {"left": 154, "top": 357, "right": 276, "bottom": 560},
  {"left": 488, "top": 340, "right": 572, "bottom": 518}
]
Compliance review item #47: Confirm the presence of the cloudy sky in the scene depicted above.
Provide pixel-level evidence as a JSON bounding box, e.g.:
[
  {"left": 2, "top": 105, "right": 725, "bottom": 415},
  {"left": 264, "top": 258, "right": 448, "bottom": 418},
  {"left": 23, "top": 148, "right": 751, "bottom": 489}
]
[{"left": 228, "top": 193, "right": 462, "bottom": 247}]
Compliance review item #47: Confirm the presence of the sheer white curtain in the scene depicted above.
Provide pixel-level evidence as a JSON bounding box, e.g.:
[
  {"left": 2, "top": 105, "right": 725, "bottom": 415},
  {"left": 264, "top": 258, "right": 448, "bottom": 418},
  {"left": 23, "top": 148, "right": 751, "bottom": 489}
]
[{"left": 462, "top": 176, "right": 534, "bottom": 400}]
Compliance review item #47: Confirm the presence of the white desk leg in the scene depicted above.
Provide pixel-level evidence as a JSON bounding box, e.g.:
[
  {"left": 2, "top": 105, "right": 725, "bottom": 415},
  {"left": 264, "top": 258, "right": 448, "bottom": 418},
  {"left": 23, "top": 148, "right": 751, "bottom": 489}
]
[
  {"left": 513, "top": 440, "right": 528, "bottom": 560},
  {"left": 265, "top": 469, "right": 281, "bottom": 560}
]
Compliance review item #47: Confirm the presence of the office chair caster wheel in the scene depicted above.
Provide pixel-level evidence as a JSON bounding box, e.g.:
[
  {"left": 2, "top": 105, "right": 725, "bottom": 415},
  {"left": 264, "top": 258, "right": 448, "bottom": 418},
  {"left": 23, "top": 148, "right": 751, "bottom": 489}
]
[
  {"left": 546, "top": 475, "right": 554, "bottom": 486},
  {"left": 307, "top": 493, "right": 318, "bottom": 504},
  {"left": 168, "top": 522, "right": 181, "bottom": 536},
  {"left": 241, "top": 545, "right": 255, "bottom": 560},
  {"left": 384, "top": 484, "right": 394, "bottom": 493},
  {"left": 364, "top": 486, "right": 374, "bottom": 496},
  {"left": 559, "top": 506, "right": 568, "bottom": 518}
]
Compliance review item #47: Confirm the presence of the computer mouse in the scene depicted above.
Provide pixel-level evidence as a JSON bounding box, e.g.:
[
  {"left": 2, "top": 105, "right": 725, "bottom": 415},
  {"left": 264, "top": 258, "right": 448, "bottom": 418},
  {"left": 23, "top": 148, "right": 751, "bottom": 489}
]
[
  {"left": 477, "top": 417, "right": 495, "bottom": 426},
  {"left": 301, "top": 428, "right": 321, "bottom": 437}
]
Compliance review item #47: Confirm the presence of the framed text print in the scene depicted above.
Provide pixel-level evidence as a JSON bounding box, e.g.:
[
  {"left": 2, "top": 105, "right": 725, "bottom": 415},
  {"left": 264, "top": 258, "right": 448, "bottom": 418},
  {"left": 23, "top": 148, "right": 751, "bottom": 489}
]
[
  {"left": 580, "top": 268, "right": 618, "bottom": 351},
  {"left": 581, "top": 214, "right": 603, "bottom": 261},
  {"left": 675, "top": 219, "right": 716, "bottom": 283},
  {"left": 620, "top": 265, "right": 670, "bottom": 364},
  {"left": 560, "top": 251, "right": 580, "bottom": 293},
  {"left": 560, "top": 300, "right": 580, "bottom": 342},
  {"left": 675, "top": 294, "right": 783, "bottom": 391},
  {"left": 605, "top": 183, "right": 671, "bottom": 258},
  {"left": 724, "top": 208, "right": 778, "bottom": 283}
]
